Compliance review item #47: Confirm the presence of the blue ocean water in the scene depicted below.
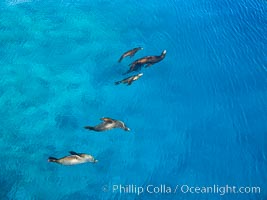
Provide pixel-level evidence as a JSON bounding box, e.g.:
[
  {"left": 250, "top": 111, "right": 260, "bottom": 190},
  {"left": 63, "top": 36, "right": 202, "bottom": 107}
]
[{"left": 0, "top": 0, "right": 266, "bottom": 199}]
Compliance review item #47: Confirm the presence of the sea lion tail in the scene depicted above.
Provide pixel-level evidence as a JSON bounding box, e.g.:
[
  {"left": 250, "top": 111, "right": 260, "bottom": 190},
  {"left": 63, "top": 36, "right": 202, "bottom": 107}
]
[
  {"left": 115, "top": 81, "right": 121, "bottom": 85},
  {"left": 84, "top": 126, "right": 95, "bottom": 131},
  {"left": 118, "top": 56, "right": 123, "bottom": 63},
  {"left": 48, "top": 157, "right": 58, "bottom": 163},
  {"left": 94, "top": 159, "right": 99, "bottom": 163}
]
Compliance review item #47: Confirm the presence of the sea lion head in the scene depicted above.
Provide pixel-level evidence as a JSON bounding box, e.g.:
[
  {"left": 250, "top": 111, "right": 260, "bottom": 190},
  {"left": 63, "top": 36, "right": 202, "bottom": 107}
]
[
  {"left": 122, "top": 122, "right": 130, "bottom": 131},
  {"left": 116, "top": 121, "right": 130, "bottom": 131},
  {"left": 81, "top": 154, "right": 98, "bottom": 163},
  {"left": 124, "top": 127, "right": 130, "bottom": 131}
]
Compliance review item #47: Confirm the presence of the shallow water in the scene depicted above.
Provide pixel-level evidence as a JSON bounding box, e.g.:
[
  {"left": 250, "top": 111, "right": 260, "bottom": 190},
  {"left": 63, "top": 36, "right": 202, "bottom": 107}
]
[{"left": 0, "top": 0, "right": 266, "bottom": 199}]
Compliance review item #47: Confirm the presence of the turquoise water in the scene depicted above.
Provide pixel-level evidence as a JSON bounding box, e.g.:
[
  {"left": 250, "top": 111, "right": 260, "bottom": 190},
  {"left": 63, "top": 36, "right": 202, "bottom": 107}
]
[{"left": 0, "top": 0, "right": 266, "bottom": 199}]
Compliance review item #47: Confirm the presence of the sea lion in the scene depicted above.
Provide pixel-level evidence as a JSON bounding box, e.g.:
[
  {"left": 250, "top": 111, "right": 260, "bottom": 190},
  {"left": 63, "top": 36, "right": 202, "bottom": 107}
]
[
  {"left": 118, "top": 47, "right": 143, "bottom": 62},
  {"left": 48, "top": 151, "right": 98, "bottom": 165},
  {"left": 125, "top": 50, "right": 167, "bottom": 74},
  {"left": 84, "top": 117, "right": 130, "bottom": 132},
  {"left": 115, "top": 73, "right": 143, "bottom": 85}
]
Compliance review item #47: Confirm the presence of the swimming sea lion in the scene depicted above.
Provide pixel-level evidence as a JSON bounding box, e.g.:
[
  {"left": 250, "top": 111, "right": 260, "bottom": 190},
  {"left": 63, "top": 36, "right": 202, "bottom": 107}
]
[
  {"left": 118, "top": 47, "right": 143, "bottom": 62},
  {"left": 48, "top": 151, "right": 98, "bottom": 165},
  {"left": 125, "top": 50, "right": 167, "bottom": 74},
  {"left": 115, "top": 73, "right": 143, "bottom": 85},
  {"left": 84, "top": 117, "right": 130, "bottom": 132}
]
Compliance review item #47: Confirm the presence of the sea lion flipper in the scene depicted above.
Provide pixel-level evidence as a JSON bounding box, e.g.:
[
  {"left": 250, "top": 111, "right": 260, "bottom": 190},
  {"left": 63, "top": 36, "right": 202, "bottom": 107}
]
[
  {"left": 127, "top": 80, "right": 133, "bottom": 86},
  {"left": 100, "top": 117, "right": 114, "bottom": 123},
  {"left": 69, "top": 151, "right": 80, "bottom": 156}
]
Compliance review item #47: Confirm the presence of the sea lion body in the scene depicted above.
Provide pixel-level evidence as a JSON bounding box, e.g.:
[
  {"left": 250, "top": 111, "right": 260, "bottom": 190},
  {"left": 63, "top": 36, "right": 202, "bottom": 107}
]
[
  {"left": 115, "top": 73, "right": 143, "bottom": 85},
  {"left": 125, "top": 50, "right": 167, "bottom": 74},
  {"left": 84, "top": 117, "right": 130, "bottom": 132},
  {"left": 48, "top": 151, "right": 98, "bottom": 165},
  {"left": 118, "top": 47, "right": 143, "bottom": 62}
]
